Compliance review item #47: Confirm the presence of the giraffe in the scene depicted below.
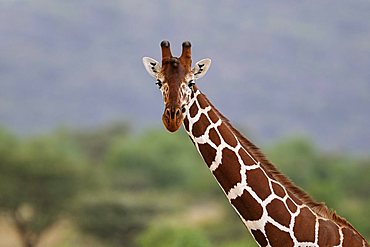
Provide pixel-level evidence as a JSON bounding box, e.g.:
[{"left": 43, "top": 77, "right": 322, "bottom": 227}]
[{"left": 142, "top": 40, "right": 369, "bottom": 247}]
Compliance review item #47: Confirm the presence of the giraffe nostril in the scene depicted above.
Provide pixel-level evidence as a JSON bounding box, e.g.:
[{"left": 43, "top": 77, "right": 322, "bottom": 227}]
[
  {"left": 165, "top": 108, "right": 171, "bottom": 118},
  {"left": 175, "top": 108, "right": 181, "bottom": 117}
]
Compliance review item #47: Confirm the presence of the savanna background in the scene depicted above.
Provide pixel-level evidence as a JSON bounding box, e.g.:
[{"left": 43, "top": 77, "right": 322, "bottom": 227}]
[{"left": 0, "top": 1, "right": 369, "bottom": 246}]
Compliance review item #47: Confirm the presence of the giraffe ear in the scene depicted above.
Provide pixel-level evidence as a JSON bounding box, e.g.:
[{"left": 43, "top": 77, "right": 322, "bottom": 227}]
[
  {"left": 142, "top": 57, "right": 161, "bottom": 78},
  {"left": 193, "top": 58, "right": 211, "bottom": 80}
]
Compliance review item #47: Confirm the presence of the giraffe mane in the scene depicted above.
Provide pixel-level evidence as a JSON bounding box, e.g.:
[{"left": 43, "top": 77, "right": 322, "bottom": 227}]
[{"left": 200, "top": 92, "right": 360, "bottom": 233}]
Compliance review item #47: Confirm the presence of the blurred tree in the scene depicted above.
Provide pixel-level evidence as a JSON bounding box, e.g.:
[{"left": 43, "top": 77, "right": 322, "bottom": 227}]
[
  {"left": 0, "top": 129, "right": 90, "bottom": 247},
  {"left": 74, "top": 197, "right": 158, "bottom": 247},
  {"left": 68, "top": 122, "right": 130, "bottom": 164},
  {"left": 220, "top": 238, "right": 257, "bottom": 247},
  {"left": 204, "top": 205, "right": 257, "bottom": 247},
  {"left": 137, "top": 224, "right": 211, "bottom": 247},
  {"left": 105, "top": 129, "right": 217, "bottom": 194},
  {"left": 266, "top": 136, "right": 319, "bottom": 188}
]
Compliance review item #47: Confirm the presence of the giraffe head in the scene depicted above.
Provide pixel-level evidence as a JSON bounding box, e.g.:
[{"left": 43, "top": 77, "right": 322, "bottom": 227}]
[{"left": 143, "top": 40, "right": 211, "bottom": 132}]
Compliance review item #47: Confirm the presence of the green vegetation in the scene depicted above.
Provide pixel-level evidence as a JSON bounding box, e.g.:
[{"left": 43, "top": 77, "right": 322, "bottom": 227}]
[
  {"left": 74, "top": 197, "right": 158, "bottom": 247},
  {"left": 0, "top": 129, "right": 90, "bottom": 247},
  {"left": 0, "top": 125, "right": 368, "bottom": 247},
  {"left": 138, "top": 225, "right": 211, "bottom": 247}
]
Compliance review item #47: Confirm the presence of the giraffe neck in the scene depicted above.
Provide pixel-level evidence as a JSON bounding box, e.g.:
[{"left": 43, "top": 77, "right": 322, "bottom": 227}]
[{"left": 183, "top": 87, "right": 369, "bottom": 247}]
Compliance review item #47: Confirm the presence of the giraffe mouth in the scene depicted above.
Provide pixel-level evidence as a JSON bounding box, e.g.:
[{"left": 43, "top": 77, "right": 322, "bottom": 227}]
[{"left": 162, "top": 106, "right": 183, "bottom": 132}]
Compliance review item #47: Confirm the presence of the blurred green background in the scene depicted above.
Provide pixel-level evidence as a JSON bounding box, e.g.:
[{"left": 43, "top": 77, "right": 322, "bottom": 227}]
[{"left": 0, "top": 0, "right": 369, "bottom": 246}]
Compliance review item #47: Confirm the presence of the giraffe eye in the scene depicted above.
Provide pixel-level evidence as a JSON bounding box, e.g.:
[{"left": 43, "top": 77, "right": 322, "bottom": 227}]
[
  {"left": 155, "top": 79, "right": 162, "bottom": 88},
  {"left": 188, "top": 80, "right": 195, "bottom": 88}
]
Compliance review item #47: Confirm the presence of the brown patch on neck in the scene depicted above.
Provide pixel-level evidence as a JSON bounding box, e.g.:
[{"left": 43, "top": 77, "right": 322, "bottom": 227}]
[
  {"left": 294, "top": 207, "right": 316, "bottom": 242},
  {"left": 265, "top": 222, "right": 294, "bottom": 246},
  {"left": 231, "top": 191, "right": 263, "bottom": 221},
  {"left": 246, "top": 168, "right": 271, "bottom": 200},
  {"left": 341, "top": 227, "right": 365, "bottom": 246},
  {"left": 251, "top": 229, "right": 268, "bottom": 247},
  {"left": 266, "top": 199, "right": 291, "bottom": 228},
  {"left": 192, "top": 114, "right": 210, "bottom": 137},
  {"left": 213, "top": 147, "right": 242, "bottom": 193},
  {"left": 198, "top": 143, "right": 217, "bottom": 167},
  {"left": 318, "top": 219, "right": 340, "bottom": 246},
  {"left": 271, "top": 181, "right": 286, "bottom": 198}
]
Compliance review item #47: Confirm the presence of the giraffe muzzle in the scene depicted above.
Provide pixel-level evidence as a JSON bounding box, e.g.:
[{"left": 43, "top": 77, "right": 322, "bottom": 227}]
[{"left": 162, "top": 106, "right": 183, "bottom": 132}]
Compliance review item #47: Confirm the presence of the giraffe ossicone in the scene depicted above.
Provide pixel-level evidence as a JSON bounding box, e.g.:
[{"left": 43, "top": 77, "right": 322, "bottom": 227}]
[{"left": 142, "top": 40, "right": 369, "bottom": 247}]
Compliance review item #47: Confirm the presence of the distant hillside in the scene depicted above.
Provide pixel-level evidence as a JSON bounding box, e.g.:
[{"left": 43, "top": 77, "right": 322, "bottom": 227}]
[{"left": 0, "top": 0, "right": 369, "bottom": 153}]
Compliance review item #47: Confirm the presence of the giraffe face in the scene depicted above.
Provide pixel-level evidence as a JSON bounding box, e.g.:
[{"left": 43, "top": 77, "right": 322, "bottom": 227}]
[{"left": 143, "top": 41, "right": 211, "bottom": 132}]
